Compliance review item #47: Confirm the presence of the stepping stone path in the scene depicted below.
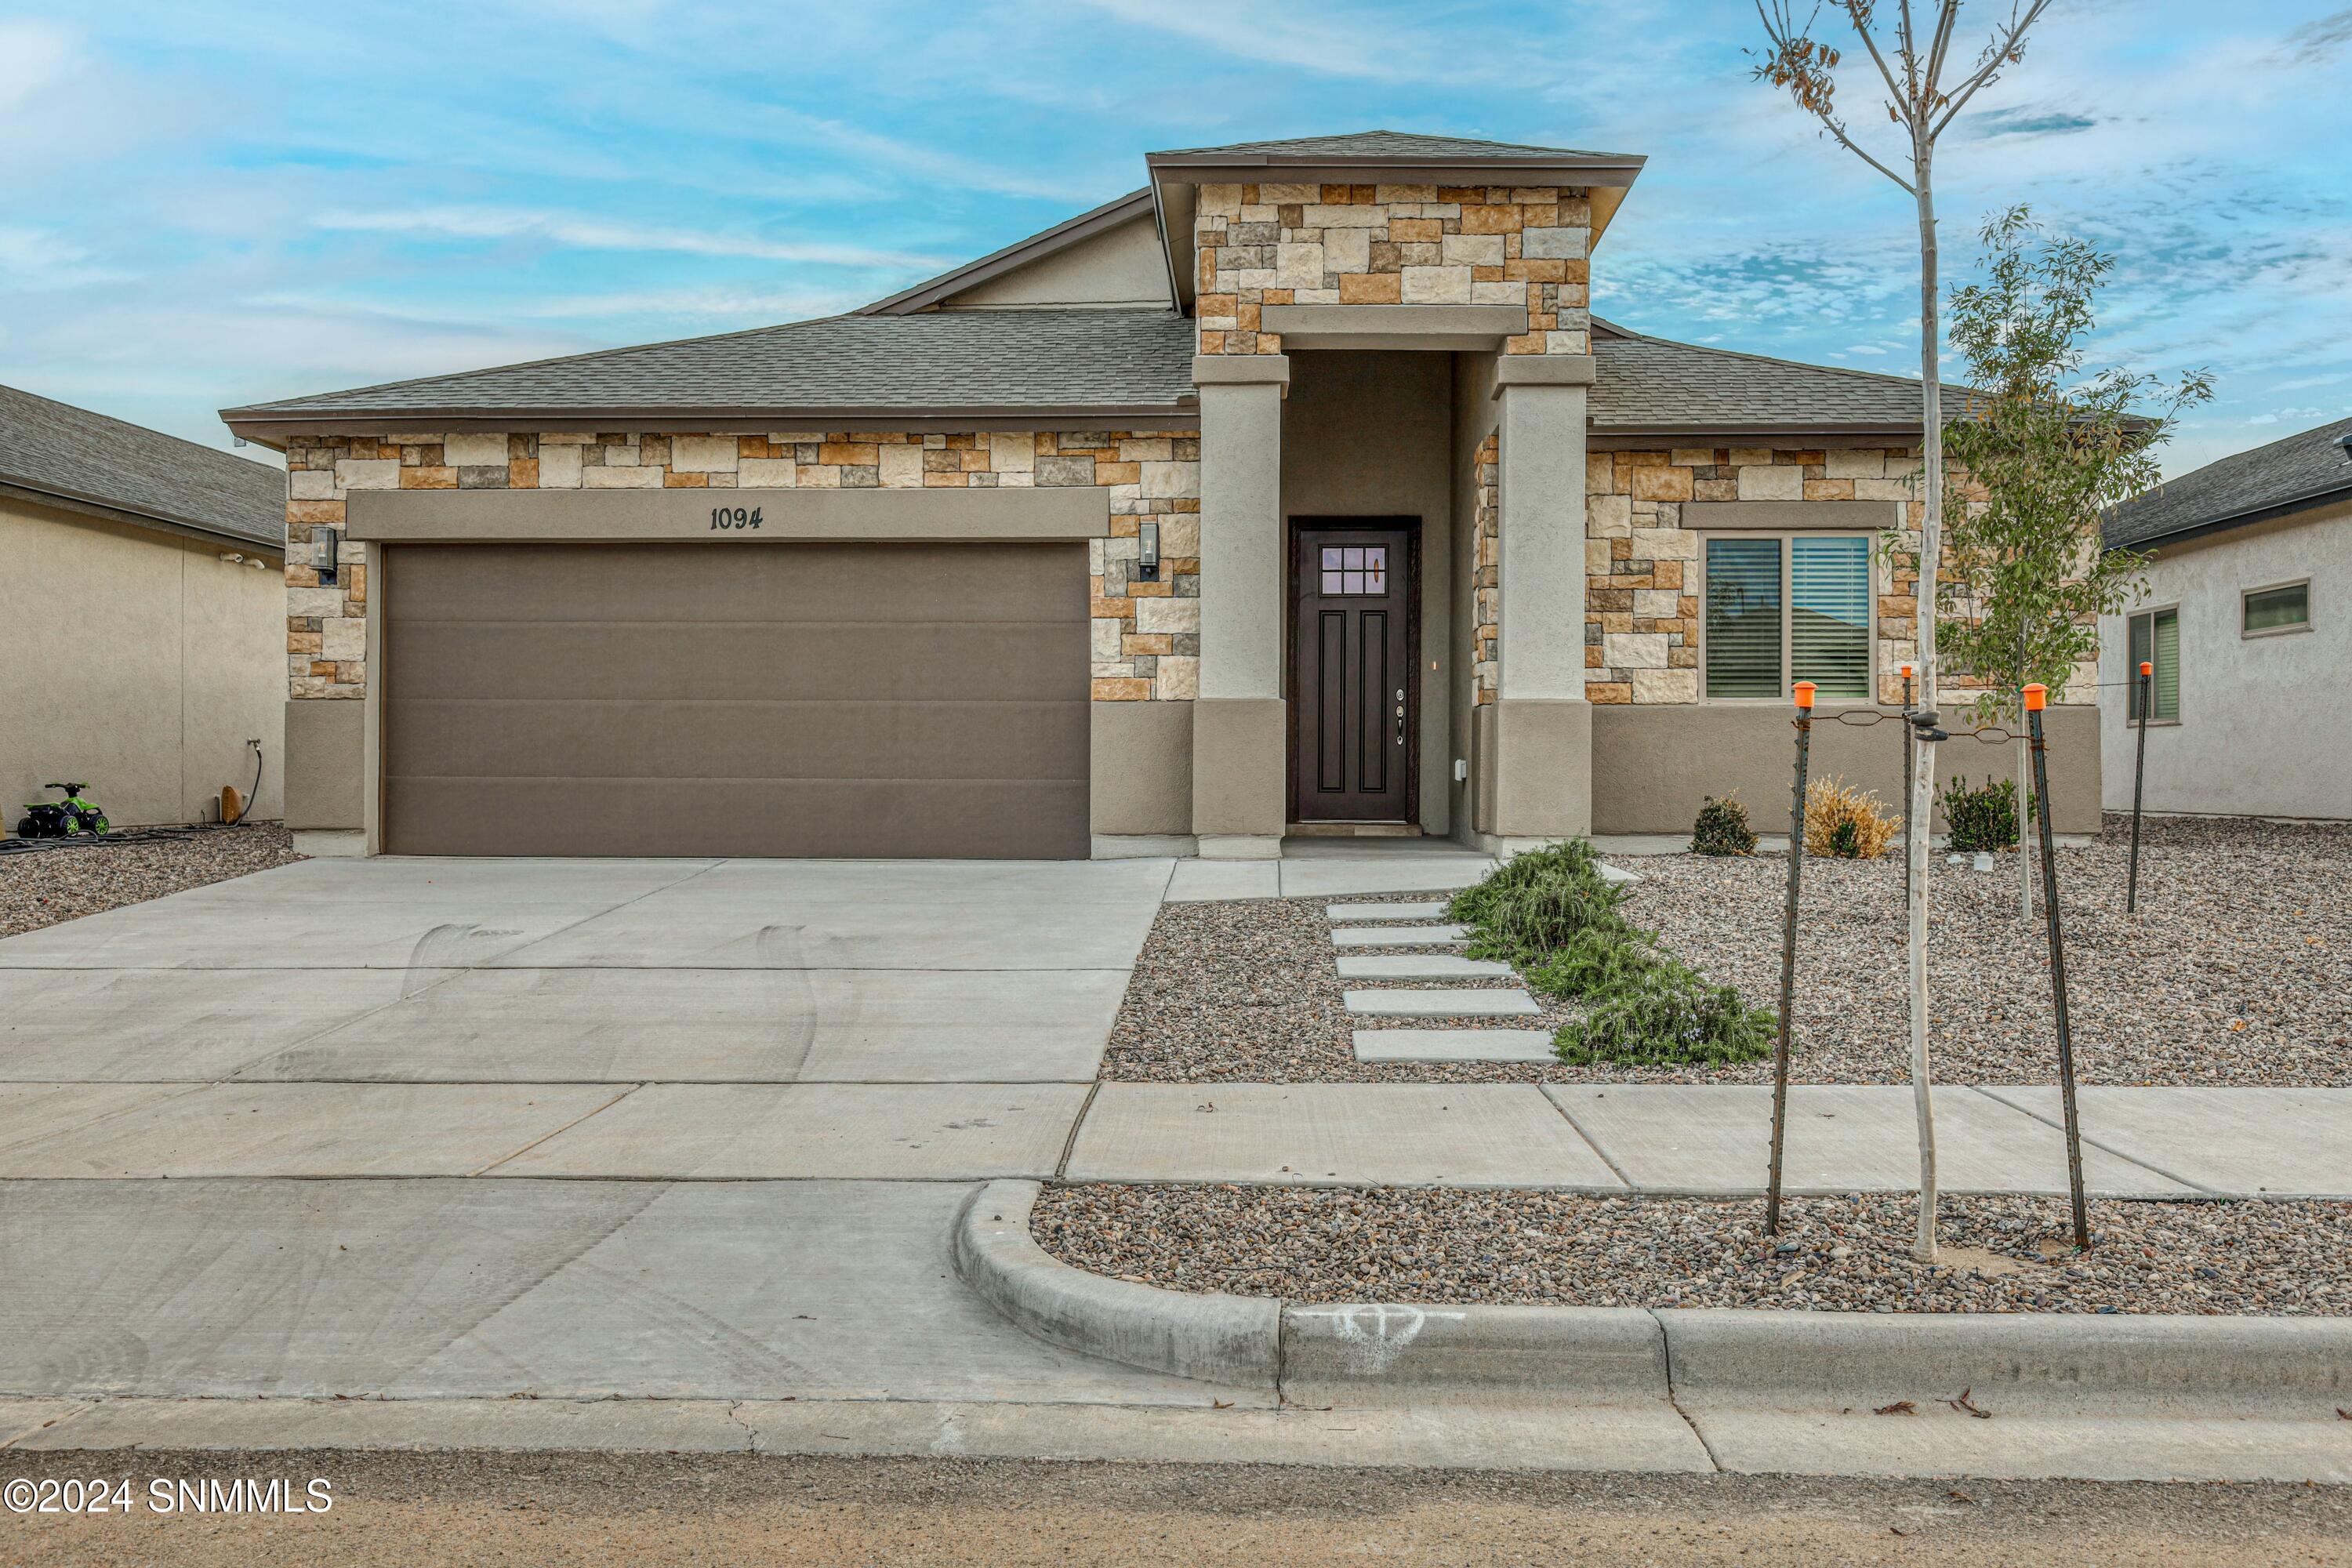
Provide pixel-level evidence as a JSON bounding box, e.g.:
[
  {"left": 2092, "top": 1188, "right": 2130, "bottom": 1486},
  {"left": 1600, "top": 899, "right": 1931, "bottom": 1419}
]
[
  {"left": 1336, "top": 954, "right": 1512, "bottom": 980},
  {"left": 1330, "top": 924, "right": 1469, "bottom": 948},
  {"left": 1327, "top": 901, "right": 1553, "bottom": 1060},
  {"left": 1342, "top": 989, "right": 1540, "bottom": 1018},
  {"left": 1324, "top": 901, "right": 1450, "bottom": 922},
  {"left": 1352, "top": 1029, "right": 1559, "bottom": 1064}
]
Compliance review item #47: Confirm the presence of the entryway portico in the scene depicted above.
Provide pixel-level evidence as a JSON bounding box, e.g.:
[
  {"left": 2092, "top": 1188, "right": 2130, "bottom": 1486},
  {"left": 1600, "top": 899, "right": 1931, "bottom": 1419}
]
[{"left": 1167, "top": 136, "right": 1626, "bottom": 858}]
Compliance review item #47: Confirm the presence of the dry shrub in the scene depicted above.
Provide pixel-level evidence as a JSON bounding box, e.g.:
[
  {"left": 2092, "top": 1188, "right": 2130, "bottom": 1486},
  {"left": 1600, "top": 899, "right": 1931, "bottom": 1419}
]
[{"left": 1803, "top": 776, "right": 1902, "bottom": 858}]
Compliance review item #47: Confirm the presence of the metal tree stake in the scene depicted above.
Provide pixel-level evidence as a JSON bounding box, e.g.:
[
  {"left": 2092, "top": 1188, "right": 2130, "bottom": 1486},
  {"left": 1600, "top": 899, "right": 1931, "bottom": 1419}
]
[
  {"left": 1899, "top": 662, "right": 1915, "bottom": 907},
  {"left": 2128, "top": 659, "right": 2152, "bottom": 915},
  {"left": 1766, "top": 681, "right": 1815, "bottom": 1236},
  {"left": 2025, "top": 684, "right": 2090, "bottom": 1250}
]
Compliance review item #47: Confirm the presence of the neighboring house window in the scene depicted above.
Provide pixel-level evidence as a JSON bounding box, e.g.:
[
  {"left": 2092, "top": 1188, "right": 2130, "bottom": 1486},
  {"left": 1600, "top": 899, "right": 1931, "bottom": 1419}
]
[
  {"left": 1701, "top": 535, "right": 1872, "bottom": 701},
  {"left": 2242, "top": 579, "right": 2310, "bottom": 637},
  {"left": 2127, "top": 607, "right": 2180, "bottom": 723}
]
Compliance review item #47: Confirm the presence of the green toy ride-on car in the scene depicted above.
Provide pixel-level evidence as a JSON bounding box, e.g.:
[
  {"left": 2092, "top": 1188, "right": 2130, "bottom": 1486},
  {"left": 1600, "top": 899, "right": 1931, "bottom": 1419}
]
[{"left": 16, "top": 782, "right": 110, "bottom": 839}]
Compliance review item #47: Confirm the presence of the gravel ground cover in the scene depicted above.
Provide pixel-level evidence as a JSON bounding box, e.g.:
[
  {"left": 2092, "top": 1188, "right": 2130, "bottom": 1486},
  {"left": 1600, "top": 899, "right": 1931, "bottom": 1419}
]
[
  {"left": 0, "top": 823, "right": 300, "bottom": 939},
  {"left": 1031, "top": 1183, "right": 2351, "bottom": 1315},
  {"left": 1100, "top": 815, "right": 2351, "bottom": 1087}
]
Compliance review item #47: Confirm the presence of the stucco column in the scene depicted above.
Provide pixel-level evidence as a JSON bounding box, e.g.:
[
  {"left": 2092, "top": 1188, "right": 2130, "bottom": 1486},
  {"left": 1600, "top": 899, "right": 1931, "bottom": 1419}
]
[
  {"left": 1490, "top": 354, "right": 1595, "bottom": 841},
  {"left": 1190, "top": 354, "right": 1289, "bottom": 858}
]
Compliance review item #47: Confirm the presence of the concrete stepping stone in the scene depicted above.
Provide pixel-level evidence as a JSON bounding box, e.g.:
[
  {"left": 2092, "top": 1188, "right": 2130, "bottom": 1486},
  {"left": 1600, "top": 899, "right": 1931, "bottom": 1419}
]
[
  {"left": 1330, "top": 924, "right": 1468, "bottom": 948},
  {"left": 1336, "top": 954, "right": 1515, "bottom": 980},
  {"left": 1352, "top": 1029, "right": 1559, "bottom": 1063},
  {"left": 1343, "top": 988, "right": 1539, "bottom": 1018},
  {"left": 1325, "top": 901, "right": 1450, "bottom": 922}
]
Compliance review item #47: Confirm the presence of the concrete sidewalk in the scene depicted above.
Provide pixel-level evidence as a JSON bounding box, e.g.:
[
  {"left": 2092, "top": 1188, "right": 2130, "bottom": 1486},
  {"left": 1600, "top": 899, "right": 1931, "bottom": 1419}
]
[{"left": 1069, "top": 1083, "right": 2352, "bottom": 1198}]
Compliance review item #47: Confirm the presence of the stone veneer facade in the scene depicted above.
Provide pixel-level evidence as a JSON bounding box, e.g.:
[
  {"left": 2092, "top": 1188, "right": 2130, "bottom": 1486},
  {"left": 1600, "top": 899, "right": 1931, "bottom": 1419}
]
[
  {"left": 1192, "top": 183, "right": 1592, "bottom": 357},
  {"left": 281, "top": 430, "right": 1200, "bottom": 706},
  {"left": 1584, "top": 445, "right": 1925, "bottom": 706}
]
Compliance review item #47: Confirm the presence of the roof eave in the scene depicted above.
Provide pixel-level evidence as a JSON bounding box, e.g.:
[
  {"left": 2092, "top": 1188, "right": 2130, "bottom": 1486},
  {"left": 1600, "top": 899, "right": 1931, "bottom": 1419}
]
[
  {"left": 0, "top": 476, "right": 284, "bottom": 554},
  {"left": 221, "top": 400, "right": 1204, "bottom": 445},
  {"left": 1144, "top": 151, "right": 1647, "bottom": 187},
  {"left": 2107, "top": 481, "right": 2352, "bottom": 554}
]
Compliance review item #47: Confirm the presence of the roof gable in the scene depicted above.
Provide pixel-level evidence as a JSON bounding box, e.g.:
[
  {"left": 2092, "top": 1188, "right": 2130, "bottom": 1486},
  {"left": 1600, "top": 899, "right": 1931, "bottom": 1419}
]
[{"left": 859, "top": 190, "right": 1167, "bottom": 316}]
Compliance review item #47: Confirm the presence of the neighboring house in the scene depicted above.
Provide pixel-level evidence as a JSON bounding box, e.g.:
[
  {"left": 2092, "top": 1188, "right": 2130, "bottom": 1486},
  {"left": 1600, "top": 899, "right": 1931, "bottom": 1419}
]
[
  {"left": 221, "top": 130, "right": 2097, "bottom": 861},
  {"left": 1, "top": 385, "right": 285, "bottom": 829},
  {"left": 2099, "top": 415, "right": 2351, "bottom": 821}
]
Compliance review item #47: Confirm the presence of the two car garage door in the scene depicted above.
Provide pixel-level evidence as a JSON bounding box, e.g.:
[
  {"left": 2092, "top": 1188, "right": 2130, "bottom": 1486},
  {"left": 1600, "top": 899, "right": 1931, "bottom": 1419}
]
[{"left": 379, "top": 542, "right": 1090, "bottom": 859}]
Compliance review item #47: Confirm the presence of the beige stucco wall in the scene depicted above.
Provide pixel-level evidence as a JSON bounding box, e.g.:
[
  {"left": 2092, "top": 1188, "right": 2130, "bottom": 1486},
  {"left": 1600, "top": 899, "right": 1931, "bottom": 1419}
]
[
  {"left": 0, "top": 495, "right": 284, "bottom": 828},
  {"left": 2100, "top": 499, "right": 2350, "bottom": 819},
  {"left": 943, "top": 213, "right": 1172, "bottom": 309}
]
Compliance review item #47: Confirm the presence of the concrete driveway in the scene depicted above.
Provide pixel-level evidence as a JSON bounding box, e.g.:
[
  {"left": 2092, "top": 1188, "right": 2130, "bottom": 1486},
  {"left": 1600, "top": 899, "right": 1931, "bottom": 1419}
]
[{"left": 0, "top": 855, "right": 1228, "bottom": 1406}]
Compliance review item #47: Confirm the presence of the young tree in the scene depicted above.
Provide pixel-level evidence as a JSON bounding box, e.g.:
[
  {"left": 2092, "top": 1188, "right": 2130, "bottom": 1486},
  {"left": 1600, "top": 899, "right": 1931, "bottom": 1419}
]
[
  {"left": 1940, "top": 206, "right": 2214, "bottom": 921},
  {"left": 1753, "top": 0, "right": 2052, "bottom": 1262}
]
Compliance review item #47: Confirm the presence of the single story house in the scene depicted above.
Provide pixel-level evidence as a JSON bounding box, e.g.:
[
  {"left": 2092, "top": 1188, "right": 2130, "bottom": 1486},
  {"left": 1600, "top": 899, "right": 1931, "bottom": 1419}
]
[
  {"left": 2100, "top": 414, "right": 2350, "bottom": 821},
  {"left": 222, "top": 130, "right": 2097, "bottom": 861},
  {"left": 2, "top": 384, "right": 285, "bottom": 829}
]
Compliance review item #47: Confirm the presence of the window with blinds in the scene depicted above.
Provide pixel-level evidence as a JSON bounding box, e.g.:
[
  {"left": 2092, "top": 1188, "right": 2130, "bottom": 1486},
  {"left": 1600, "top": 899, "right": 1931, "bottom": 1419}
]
[
  {"left": 2128, "top": 607, "right": 2180, "bottom": 722},
  {"left": 1703, "top": 535, "right": 1873, "bottom": 700}
]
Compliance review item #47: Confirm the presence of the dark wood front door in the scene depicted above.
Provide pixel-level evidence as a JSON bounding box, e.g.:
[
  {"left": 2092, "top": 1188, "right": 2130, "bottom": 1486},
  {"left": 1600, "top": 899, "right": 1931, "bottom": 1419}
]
[{"left": 1291, "top": 522, "right": 1414, "bottom": 823}]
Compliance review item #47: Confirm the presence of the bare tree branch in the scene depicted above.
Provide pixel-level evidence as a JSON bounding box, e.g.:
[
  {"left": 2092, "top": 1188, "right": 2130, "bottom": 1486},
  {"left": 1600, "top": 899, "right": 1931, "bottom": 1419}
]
[{"left": 1933, "top": 0, "right": 2053, "bottom": 139}]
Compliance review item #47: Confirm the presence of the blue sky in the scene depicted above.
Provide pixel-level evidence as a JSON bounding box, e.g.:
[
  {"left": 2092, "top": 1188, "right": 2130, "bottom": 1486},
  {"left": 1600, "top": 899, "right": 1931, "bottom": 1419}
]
[{"left": 2, "top": 0, "right": 2344, "bottom": 477}]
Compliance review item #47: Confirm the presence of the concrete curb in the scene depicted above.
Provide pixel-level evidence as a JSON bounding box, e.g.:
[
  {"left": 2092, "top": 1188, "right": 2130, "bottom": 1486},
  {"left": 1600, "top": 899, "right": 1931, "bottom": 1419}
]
[
  {"left": 1656, "top": 1308, "right": 2352, "bottom": 1417},
  {"left": 1282, "top": 1301, "right": 1668, "bottom": 1405},
  {"left": 951, "top": 1181, "right": 1280, "bottom": 1390},
  {"left": 964, "top": 1195, "right": 2352, "bottom": 1417}
]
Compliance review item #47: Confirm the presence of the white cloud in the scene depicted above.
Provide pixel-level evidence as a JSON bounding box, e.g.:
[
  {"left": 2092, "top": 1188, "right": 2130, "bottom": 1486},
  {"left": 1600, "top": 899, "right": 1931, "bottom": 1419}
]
[
  {"left": 0, "top": 20, "right": 74, "bottom": 112},
  {"left": 310, "top": 207, "right": 946, "bottom": 270}
]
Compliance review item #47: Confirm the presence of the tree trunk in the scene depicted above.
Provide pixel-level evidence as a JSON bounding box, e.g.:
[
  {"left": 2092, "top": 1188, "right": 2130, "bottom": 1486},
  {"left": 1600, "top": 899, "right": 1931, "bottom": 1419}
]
[{"left": 1906, "top": 130, "right": 1943, "bottom": 1265}]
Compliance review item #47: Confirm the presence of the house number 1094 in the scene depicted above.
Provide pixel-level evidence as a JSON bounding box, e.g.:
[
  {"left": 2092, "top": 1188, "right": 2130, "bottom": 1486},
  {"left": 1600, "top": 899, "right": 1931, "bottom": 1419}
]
[{"left": 710, "top": 506, "right": 763, "bottom": 530}]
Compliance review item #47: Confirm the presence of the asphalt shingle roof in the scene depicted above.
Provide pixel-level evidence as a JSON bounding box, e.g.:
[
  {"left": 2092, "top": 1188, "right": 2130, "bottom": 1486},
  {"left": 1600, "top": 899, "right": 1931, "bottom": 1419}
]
[
  {"left": 2104, "top": 415, "right": 2352, "bottom": 550},
  {"left": 224, "top": 309, "right": 1199, "bottom": 425},
  {"left": 225, "top": 304, "right": 1979, "bottom": 443},
  {"left": 1149, "top": 129, "right": 1639, "bottom": 162},
  {"left": 1590, "top": 321, "right": 1969, "bottom": 433},
  {"left": 1, "top": 383, "right": 282, "bottom": 548}
]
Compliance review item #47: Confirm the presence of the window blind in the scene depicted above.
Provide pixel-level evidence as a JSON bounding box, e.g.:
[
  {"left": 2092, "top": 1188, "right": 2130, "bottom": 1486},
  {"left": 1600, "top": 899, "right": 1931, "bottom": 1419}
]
[
  {"left": 2129, "top": 608, "right": 2180, "bottom": 721},
  {"left": 1705, "top": 538, "right": 1783, "bottom": 699},
  {"left": 2152, "top": 608, "right": 2179, "bottom": 720},
  {"left": 1790, "top": 535, "right": 1871, "bottom": 699}
]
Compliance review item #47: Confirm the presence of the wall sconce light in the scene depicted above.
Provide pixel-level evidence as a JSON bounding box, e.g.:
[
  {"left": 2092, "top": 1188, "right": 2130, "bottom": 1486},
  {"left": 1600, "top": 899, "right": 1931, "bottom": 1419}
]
[
  {"left": 1136, "top": 521, "right": 1160, "bottom": 583},
  {"left": 314, "top": 526, "right": 339, "bottom": 587}
]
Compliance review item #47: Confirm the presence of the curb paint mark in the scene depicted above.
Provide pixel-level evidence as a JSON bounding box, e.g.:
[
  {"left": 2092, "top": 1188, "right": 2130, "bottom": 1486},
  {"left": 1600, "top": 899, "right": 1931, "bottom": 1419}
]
[{"left": 1290, "top": 1304, "right": 1468, "bottom": 1374}]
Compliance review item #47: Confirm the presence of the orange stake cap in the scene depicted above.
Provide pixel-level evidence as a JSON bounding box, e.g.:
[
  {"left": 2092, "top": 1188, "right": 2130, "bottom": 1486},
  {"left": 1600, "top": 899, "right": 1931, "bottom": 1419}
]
[
  {"left": 1791, "top": 681, "right": 1817, "bottom": 710},
  {"left": 2023, "top": 683, "right": 2047, "bottom": 712},
  {"left": 2140, "top": 660, "right": 2154, "bottom": 677},
  {"left": 1900, "top": 663, "right": 1912, "bottom": 678}
]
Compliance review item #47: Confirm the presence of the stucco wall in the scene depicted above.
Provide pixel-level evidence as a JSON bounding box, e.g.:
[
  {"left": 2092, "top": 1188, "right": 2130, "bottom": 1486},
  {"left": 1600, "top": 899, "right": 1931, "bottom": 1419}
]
[
  {"left": 0, "top": 495, "right": 284, "bottom": 827},
  {"left": 1279, "top": 350, "right": 1456, "bottom": 832},
  {"left": 2100, "top": 500, "right": 2350, "bottom": 819}
]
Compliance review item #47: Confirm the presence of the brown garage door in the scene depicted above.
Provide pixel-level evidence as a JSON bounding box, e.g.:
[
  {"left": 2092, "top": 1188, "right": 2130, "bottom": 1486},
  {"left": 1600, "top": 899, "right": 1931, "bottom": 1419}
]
[{"left": 382, "top": 541, "right": 1089, "bottom": 858}]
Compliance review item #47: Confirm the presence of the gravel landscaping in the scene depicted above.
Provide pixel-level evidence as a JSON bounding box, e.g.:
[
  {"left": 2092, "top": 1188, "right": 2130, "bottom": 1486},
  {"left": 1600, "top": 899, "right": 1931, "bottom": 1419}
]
[
  {"left": 0, "top": 823, "right": 301, "bottom": 939},
  {"left": 1031, "top": 1184, "right": 2352, "bottom": 1315},
  {"left": 1101, "top": 815, "right": 2351, "bottom": 1087}
]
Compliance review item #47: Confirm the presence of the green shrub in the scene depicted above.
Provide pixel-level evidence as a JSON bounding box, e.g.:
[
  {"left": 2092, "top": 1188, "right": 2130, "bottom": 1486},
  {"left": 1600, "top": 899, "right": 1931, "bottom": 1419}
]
[
  {"left": 1940, "top": 774, "right": 2020, "bottom": 852},
  {"left": 1446, "top": 840, "right": 1630, "bottom": 963},
  {"left": 1450, "top": 837, "right": 1776, "bottom": 1069},
  {"left": 1554, "top": 966, "right": 1778, "bottom": 1067},
  {"left": 1690, "top": 794, "right": 1758, "bottom": 856},
  {"left": 1526, "top": 924, "right": 1664, "bottom": 1000}
]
